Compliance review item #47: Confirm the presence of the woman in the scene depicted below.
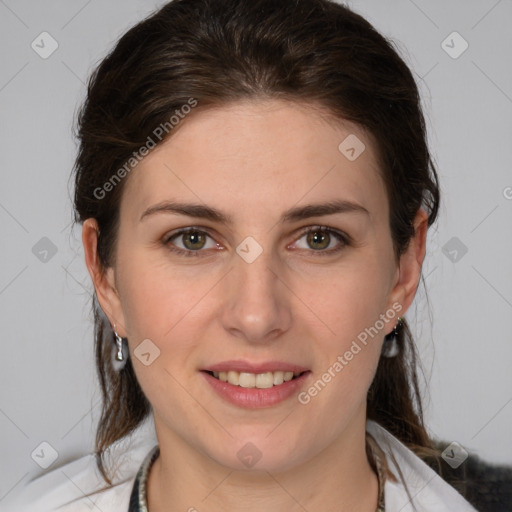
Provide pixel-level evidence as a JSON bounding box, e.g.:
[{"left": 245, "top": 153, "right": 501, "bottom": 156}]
[{"left": 8, "top": 0, "right": 480, "bottom": 510}]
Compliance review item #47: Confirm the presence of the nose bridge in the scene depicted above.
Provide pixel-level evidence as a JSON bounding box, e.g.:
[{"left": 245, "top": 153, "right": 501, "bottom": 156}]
[
  {"left": 234, "top": 251, "right": 276, "bottom": 302},
  {"left": 233, "top": 234, "right": 275, "bottom": 289},
  {"left": 220, "top": 241, "right": 291, "bottom": 342}
]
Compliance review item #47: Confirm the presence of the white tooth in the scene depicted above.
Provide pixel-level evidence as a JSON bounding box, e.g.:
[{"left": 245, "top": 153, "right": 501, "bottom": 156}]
[
  {"left": 219, "top": 370, "right": 302, "bottom": 387},
  {"left": 239, "top": 372, "right": 256, "bottom": 388},
  {"left": 227, "top": 370, "right": 240, "bottom": 386},
  {"left": 256, "top": 372, "right": 274, "bottom": 389},
  {"left": 273, "top": 371, "right": 284, "bottom": 385}
]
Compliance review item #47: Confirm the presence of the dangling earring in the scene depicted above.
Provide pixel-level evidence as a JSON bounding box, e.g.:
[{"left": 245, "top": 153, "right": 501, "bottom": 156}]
[
  {"left": 112, "top": 323, "right": 128, "bottom": 371},
  {"left": 381, "top": 317, "right": 402, "bottom": 358}
]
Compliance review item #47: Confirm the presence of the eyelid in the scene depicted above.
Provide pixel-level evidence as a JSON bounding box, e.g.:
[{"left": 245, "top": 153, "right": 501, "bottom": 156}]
[{"left": 164, "top": 225, "right": 216, "bottom": 242}]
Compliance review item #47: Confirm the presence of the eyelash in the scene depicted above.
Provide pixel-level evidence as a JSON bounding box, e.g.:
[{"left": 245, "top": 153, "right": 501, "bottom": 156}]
[{"left": 163, "top": 226, "right": 351, "bottom": 258}]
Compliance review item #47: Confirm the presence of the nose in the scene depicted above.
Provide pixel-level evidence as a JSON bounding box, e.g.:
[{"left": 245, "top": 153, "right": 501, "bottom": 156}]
[{"left": 220, "top": 247, "right": 292, "bottom": 344}]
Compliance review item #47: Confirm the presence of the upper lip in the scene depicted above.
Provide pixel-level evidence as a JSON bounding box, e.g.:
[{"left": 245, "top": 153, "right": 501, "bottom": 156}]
[{"left": 202, "top": 360, "right": 310, "bottom": 374}]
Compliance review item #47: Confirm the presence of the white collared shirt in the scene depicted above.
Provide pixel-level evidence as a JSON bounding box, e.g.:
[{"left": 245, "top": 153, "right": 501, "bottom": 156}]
[
  {"left": 4, "top": 420, "right": 479, "bottom": 511},
  {"left": 366, "top": 420, "right": 478, "bottom": 511}
]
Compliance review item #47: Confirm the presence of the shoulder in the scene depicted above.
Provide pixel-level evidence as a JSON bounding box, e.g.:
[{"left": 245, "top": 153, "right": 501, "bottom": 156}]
[
  {"left": 366, "top": 420, "right": 479, "bottom": 512},
  {"left": 3, "top": 435, "right": 157, "bottom": 512}
]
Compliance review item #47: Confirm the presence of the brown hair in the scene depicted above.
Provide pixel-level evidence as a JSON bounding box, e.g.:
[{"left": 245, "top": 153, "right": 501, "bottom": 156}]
[{"left": 72, "top": 0, "right": 440, "bottom": 485}]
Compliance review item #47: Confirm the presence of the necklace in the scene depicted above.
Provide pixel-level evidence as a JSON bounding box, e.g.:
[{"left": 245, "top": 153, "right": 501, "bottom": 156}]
[
  {"left": 128, "top": 444, "right": 159, "bottom": 512},
  {"left": 129, "top": 437, "right": 386, "bottom": 511}
]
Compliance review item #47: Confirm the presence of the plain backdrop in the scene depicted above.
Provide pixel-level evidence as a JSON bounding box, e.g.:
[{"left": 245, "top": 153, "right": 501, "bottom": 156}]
[{"left": 1, "top": 0, "right": 511, "bottom": 503}]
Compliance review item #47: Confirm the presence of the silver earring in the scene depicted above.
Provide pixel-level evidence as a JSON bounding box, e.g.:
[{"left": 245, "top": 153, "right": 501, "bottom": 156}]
[
  {"left": 381, "top": 317, "right": 402, "bottom": 358},
  {"left": 112, "top": 323, "right": 128, "bottom": 371}
]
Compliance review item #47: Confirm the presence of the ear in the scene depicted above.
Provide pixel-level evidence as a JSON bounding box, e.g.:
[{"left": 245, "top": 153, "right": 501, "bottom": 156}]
[
  {"left": 82, "top": 218, "right": 127, "bottom": 337},
  {"left": 386, "top": 208, "right": 429, "bottom": 329}
]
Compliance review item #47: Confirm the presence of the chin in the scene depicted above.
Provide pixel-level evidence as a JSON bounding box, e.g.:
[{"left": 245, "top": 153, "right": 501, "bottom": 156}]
[{"left": 203, "top": 433, "right": 307, "bottom": 474}]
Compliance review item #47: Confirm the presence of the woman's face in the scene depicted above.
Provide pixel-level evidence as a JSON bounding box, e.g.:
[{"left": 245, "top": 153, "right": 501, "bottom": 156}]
[{"left": 87, "top": 99, "right": 426, "bottom": 472}]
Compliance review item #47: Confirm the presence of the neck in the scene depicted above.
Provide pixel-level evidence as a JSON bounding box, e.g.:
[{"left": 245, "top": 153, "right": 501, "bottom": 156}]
[{"left": 146, "top": 411, "right": 379, "bottom": 512}]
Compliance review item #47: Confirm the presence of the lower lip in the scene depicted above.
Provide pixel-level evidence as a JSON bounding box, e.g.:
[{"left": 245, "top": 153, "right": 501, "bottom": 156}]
[{"left": 200, "top": 371, "right": 312, "bottom": 408}]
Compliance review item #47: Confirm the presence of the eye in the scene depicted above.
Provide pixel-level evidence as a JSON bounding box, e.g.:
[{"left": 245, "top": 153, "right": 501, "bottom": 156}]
[
  {"left": 164, "top": 228, "right": 222, "bottom": 257},
  {"left": 163, "top": 225, "right": 350, "bottom": 258},
  {"left": 291, "top": 226, "right": 350, "bottom": 255}
]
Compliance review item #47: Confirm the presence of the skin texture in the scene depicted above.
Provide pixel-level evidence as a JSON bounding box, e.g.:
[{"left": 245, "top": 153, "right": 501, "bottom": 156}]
[{"left": 83, "top": 99, "right": 428, "bottom": 511}]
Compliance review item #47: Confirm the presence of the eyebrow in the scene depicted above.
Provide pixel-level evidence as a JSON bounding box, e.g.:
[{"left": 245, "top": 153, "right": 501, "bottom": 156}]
[{"left": 139, "top": 198, "right": 370, "bottom": 224}]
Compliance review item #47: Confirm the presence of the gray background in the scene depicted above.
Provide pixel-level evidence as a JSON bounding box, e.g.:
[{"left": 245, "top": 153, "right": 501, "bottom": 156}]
[{"left": 1, "top": 0, "right": 511, "bottom": 503}]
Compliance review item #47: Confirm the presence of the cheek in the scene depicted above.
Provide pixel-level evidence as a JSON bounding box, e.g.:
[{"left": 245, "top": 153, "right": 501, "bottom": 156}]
[
  {"left": 116, "top": 248, "right": 204, "bottom": 338},
  {"left": 119, "top": 270, "right": 172, "bottom": 339},
  {"left": 296, "top": 255, "right": 392, "bottom": 342},
  {"left": 294, "top": 255, "right": 391, "bottom": 404},
  {"left": 115, "top": 250, "right": 224, "bottom": 390}
]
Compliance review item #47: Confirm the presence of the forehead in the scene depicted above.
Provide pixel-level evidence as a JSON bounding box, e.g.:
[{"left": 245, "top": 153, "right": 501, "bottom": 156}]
[{"left": 121, "top": 99, "right": 387, "bottom": 224}]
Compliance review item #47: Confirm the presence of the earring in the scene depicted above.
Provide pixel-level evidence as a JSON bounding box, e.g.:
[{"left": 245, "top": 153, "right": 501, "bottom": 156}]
[
  {"left": 381, "top": 317, "right": 402, "bottom": 358},
  {"left": 112, "top": 323, "right": 128, "bottom": 371}
]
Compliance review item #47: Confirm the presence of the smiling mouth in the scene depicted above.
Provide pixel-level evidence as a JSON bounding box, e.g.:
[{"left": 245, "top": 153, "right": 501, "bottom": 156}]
[{"left": 203, "top": 370, "right": 309, "bottom": 389}]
